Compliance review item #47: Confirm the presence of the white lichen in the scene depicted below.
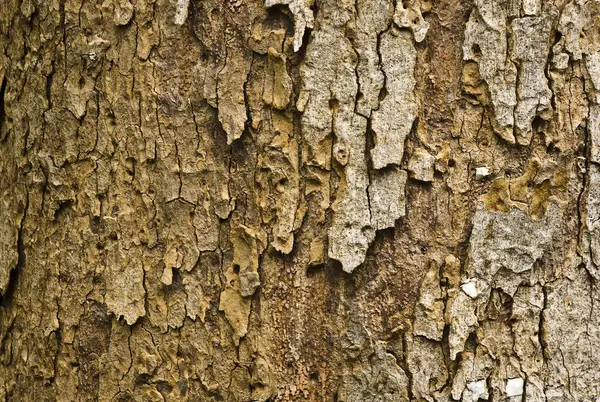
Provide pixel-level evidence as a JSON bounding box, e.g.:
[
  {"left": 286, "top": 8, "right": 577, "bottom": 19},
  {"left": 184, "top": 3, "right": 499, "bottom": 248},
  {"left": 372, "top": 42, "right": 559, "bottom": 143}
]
[
  {"left": 460, "top": 280, "right": 479, "bottom": 299},
  {"left": 467, "top": 379, "right": 488, "bottom": 401},
  {"left": 506, "top": 377, "right": 524, "bottom": 397},
  {"left": 173, "top": 0, "right": 190, "bottom": 26},
  {"left": 475, "top": 166, "right": 490, "bottom": 180}
]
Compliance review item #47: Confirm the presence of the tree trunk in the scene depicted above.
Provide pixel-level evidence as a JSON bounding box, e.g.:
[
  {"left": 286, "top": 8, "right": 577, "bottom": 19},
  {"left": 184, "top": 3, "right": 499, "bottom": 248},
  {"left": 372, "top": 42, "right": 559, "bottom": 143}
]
[{"left": 1, "top": 0, "right": 599, "bottom": 400}]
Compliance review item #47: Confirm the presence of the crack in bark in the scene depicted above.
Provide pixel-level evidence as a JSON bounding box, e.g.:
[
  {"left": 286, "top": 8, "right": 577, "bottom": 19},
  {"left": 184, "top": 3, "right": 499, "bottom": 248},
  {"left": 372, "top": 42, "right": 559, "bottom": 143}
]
[{"left": 0, "top": 190, "right": 28, "bottom": 307}]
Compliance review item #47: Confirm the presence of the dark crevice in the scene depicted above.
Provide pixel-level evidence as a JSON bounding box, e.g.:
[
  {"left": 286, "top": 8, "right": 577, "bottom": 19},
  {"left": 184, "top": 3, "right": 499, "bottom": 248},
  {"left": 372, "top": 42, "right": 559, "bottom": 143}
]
[
  {"left": 0, "top": 77, "right": 7, "bottom": 139},
  {"left": 243, "top": 53, "right": 255, "bottom": 133},
  {"left": 290, "top": 26, "right": 313, "bottom": 64},
  {"left": 306, "top": 263, "right": 324, "bottom": 277},
  {"left": 54, "top": 199, "right": 74, "bottom": 221},
  {"left": 401, "top": 333, "right": 414, "bottom": 401},
  {"left": 0, "top": 192, "right": 29, "bottom": 308},
  {"left": 264, "top": 4, "right": 295, "bottom": 35},
  {"left": 538, "top": 285, "right": 549, "bottom": 361},
  {"left": 51, "top": 326, "right": 62, "bottom": 383}
]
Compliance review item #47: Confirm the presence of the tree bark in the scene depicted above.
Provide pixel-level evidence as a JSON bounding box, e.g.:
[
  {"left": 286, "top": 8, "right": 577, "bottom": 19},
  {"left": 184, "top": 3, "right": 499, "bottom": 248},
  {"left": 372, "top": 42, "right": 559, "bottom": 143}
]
[{"left": 1, "top": 0, "right": 599, "bottom": 400}]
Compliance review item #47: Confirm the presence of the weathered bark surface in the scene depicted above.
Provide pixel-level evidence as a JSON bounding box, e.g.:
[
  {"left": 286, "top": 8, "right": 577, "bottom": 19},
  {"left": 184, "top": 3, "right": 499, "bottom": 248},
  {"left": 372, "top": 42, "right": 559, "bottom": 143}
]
[{"left": 1, "top": 0, "right": 599, "bottom": 400}]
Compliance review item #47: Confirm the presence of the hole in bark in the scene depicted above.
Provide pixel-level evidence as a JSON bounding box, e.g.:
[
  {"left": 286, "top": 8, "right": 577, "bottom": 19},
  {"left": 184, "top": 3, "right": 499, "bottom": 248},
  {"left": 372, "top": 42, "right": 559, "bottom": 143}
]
[
  {"left": 265, "top": 4, "right": 294, "bottom": 36},
  {"left": 171, "top": 268, "right": 181, "bottom": 285},
  {"left": 471, "top": 44, "right": 482, "bottom": 58},
  {"left": 54, "top": 199, "right": 74, "bottom": 221},
  {"left": 233, "top": 264, "right": 240, "bottom": 274},
  {"left": 277, "top": 177, "right": 288, "bottom": 189},
  {"left": 448, "top": 158, "right": 456, "bottom": 167},
  {"left": 553, "top": 31, "right": 562, "bottom": 46},
  {"left": 328, "top": 98, "right": 339, "bottom": 111},
  {"left": 134, "top": 373, "right": 151, "bottom": 385},
  {"left": 532, "top": 115, "right": 545, "bottom": 132},
  {"left": 465, "top": 331, "right": 478, "bottom": 350}
]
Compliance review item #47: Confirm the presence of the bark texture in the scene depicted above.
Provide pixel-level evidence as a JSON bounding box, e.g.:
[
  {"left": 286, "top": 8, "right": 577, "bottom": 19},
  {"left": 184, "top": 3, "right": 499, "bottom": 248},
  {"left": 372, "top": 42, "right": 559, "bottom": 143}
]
[{"left": 0, "top": 0, "right": 599, "bottom": 400}]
